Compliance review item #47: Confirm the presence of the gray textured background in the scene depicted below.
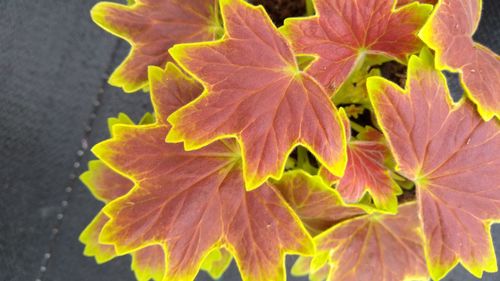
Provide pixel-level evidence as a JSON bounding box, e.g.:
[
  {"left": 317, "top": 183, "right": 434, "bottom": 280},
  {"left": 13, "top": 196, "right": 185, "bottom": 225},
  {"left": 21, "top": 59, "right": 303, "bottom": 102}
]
[{"left": 0, "top": 0, "right": 498, "bottom": 280}]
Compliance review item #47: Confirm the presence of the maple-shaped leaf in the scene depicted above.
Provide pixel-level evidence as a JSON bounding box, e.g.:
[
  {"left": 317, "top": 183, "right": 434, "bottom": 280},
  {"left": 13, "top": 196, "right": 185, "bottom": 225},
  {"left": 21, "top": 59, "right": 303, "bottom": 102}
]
[
  {"left": 92, "top": 62, "right": 314, "bottom": 281},
  {"left": 166, "top": 0, "right": 347, "bottom": 190},
  {"left": 313, "top": 202, "right": 428, "bottom": 281},
  {"left": 80, "top": 158, "right": 230, "bottom": 280},
  {"left": 273, "top": 171, "right": 366, "bottom": 236},
  {"left": 419, "top": 0, "right": 500, "bottom": 120},
  {"left": 319, "top": 110, "right": 401, "bottom": 213},
  {"left": 367, "top": 48, "right": 500, "bottom": 280},
  {"left": 90, "top": 0, "right": 222, "bottom": 92},
  {"left": 274, "top": 172, "right": 426, "bottom": 280},
  {"left": 79, "top": 160, "right": 166, "bottom": 281},
  {"left": 280, "top": 0, "right": 432, "bottom": 92}
]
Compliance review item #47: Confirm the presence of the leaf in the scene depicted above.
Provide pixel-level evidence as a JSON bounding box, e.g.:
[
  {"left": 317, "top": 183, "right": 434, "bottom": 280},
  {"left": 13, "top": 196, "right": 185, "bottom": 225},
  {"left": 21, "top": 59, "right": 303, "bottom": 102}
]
[
  {"left": 319, "top": 110, "right": 402, "bottom": 213},
  {"left": 313, "top": 202, "right": 428, "bottom": 281},
  {"left": 419, "top": 0, "right": 500, "bottom": 120},
  {"left": 331, "top": 55, "right": 387, "bottom": 106},
  {"left": 167, "top": 0, "right": 347, "bottom": 190},
  {"left": 80, "top": 211, "right": 120, "bottom": 264},
  {"left": 131, "top": 246, "right": 166, "bottom": 281},
  {"left": 273, "top": 170, "right": 366, "bottom": 236},
  {"left": 107, "top": 113, "right": 134, "bottom": 136},
  {"left": 291, "top": 256, "right": 329, "bottom": 281},
  {"left": 90, "top": 0, "right": 222, "bottom": 92},
  {"left": 200, "top": 248, "right": 233, "bottom": 280},
  {"left": 367, "top": 48, "right": 500, "bottom": 280},
  {"left": 80, "top": 160, "right": 133, "bottom": 204},
  {"left": 276, "top": 172, "right": 426, "bottom": 281},
  {"left": 149, "top": 63, "right": 203, "bottom": 124},
  {"left": 280, "top": 0, "right": 432, "bottom": 92},
  {"left": 92, "top": 63, "right": 314, "bottom": 281},
  {"left": 397, "top": 0, "right": 436, "bottom": 7},
  {"left": 79, "top": 67, "right": 202, "bottom": 280},
  {"left": 79, "top": 159, "right": 166, "bottom": 281},
  {"left": 80, "top": 154, "right": 227, "bottom": 280},
  {"left": 139, "top": 112, "right": 156, "bottom": 125}
]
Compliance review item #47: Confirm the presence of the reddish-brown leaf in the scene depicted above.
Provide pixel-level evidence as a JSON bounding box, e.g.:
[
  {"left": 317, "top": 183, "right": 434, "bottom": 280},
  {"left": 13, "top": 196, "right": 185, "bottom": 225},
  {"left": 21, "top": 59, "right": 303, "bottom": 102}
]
[
  {"left": 273, "top": 171, "right": 366, "bottom": 236},
  {"left": 277, "top": 171, "right": 426, "bottom": 281},
  {"left": 92, "top": 62, "right": 314, "bottom": 281},
  {"left": 419, "top": 0, "right": 500, "bottom": 120},
  {"left": 368, "top": 48, "right": 500, "bottom": 280},
  {"left": 79, "top": 159, "right": 166, "bottom": 281},
  {"left": 91, "top": 0, "right": 221, "bottom": 92},
  {"left": 319, "top": 110, "right": 401, "bottom": 212},
  {"left": 281, "top": 0, "right": 431, "bottom": 92},
  {"left": 166, "top": 0, "right": 347, "bottom": 190},
  {"left": 313, "top": 203, "right": 428, "bottom": 281}
]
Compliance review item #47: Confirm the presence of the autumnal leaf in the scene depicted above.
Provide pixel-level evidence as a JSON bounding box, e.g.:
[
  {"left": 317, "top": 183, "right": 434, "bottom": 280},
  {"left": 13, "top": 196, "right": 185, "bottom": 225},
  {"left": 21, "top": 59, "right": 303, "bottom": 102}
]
[
  {"left": 419, "top": 0, "right": 500, "bottom": 120},
  {"left": 313, "top": 202, "right": 428, "bottom": 281},
  {"left": 319, "top": 110, "right": 401, "bottom": 213},
  {"left": 280, "top": 0, "right": 431, "bottom": 92},
  {"left": 166, "top": 0, "right": 347, "bottom": 190},
  {"left": 79, "top": 77, "right": 200, "bottom": 281},
  {"left": 92, "top": 62, "right": 314, "bottom": 281},
  {"left": 79, "top": 159, "right": 166, "bottom": 281},
  {"left": 367, "top": 48, "right": 500, "bottom": 280},
  {"left": 273, "top": 171, "right": 366, "bottom": 236},
  {"left": 80, "top": 157, "right": 229, "bottom": 280},
  {"left": 277, "top": 172, "right": 426, "bottom": 280},
  {"left": 82, "top": 113, "right": 168, "bottom": 280},
  {"left": 90, "top": 0, "right": 222, "bottom": 92}
]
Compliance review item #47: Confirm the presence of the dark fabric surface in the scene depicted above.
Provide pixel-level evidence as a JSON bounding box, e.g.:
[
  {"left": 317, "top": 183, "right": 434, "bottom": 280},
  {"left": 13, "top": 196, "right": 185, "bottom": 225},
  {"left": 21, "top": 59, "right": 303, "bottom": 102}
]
[{"left": 0, "top": 0, "right": 498, "bottom": 280}]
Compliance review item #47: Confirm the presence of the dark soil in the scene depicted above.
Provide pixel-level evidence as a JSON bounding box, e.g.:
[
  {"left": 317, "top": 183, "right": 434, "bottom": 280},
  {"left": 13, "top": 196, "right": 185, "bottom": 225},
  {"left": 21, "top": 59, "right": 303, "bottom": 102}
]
[
  {"left": 372, "top": 61, "right": 408, "bottom": 88},
  {"left": 398, "top": 188, "right": 417, "bottom": 204},
  {"left": 250, "top": 0, "right": 307, "bottom": 26}
]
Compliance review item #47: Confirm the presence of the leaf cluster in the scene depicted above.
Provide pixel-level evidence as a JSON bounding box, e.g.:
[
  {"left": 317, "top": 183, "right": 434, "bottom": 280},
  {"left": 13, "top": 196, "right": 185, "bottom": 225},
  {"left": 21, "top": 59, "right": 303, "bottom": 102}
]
[{"left": 81, "top": 0, "right": 500, "bottom": 280}]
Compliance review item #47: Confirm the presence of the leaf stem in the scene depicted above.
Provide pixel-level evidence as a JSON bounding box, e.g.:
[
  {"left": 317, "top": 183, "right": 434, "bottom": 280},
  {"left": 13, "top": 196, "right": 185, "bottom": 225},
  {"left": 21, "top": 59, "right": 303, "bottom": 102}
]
[{"left": 349, "top": 121, "right": 365, "bottom": 134}]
